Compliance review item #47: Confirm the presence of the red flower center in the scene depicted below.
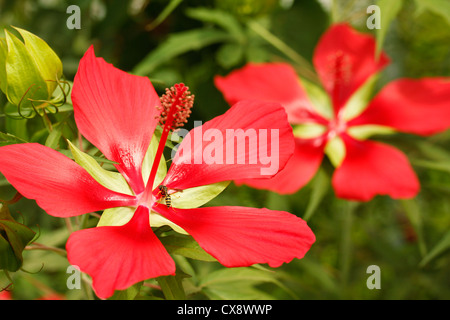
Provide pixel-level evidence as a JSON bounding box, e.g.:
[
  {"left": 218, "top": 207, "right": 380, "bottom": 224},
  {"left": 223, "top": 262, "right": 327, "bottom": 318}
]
[{"left": 326, "top": 116, "right": 347, "bottom": 140}]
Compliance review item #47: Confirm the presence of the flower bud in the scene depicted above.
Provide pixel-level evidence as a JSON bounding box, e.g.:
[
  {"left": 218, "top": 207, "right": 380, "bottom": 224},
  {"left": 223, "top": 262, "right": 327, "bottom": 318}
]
[{"left": 0, "top": 27, "right": 64, "bottom": 118}]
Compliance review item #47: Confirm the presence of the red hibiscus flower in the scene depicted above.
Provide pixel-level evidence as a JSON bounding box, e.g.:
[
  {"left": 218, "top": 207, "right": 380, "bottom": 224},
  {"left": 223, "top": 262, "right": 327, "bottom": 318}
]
[
  {"left": 0, "top": 47, "right": 315, "bottom": 299},
  {"left": 214, "top": 23, "right": 450, "bottom": 201}
]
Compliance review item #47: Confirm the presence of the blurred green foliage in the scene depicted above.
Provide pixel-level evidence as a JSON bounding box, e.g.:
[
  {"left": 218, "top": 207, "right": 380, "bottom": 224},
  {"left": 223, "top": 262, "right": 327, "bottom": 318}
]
[{"left": 0, "top": 0, "right": 449, "bottom": 300}]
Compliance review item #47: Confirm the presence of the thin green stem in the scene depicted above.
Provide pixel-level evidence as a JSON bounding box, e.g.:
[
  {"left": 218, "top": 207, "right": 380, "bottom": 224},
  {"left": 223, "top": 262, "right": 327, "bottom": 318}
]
[
  {"left": 339, "top": 200, "right": 358, "bottom": 297},
  {"left": 247, "top": 20, "right": 319, "bottom": 84}
]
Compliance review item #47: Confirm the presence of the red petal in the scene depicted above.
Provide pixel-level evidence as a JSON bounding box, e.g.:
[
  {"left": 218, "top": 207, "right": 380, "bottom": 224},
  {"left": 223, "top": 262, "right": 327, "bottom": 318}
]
[
  {"left": 66, "top": 206, "right": 175, "bottom": 299},
  {"left": 164, "top": 100, "right": 295, "bottom": 190},
  {"left": 72, "top": 46, "right": 161, "bottom": 194},
  {"left": 155, "top": 205, "right": 315, "bottom": 268},
  {"left": 348, "top": 78, "right": 450, "bottom": 135},
  {"left": 235, "top": 137, "right": 325, "bottom": 194},
  {"left": 214, "top": 63, "right": 327, "bottom": 124},
  {"left": 332, "top": 135, "right": 420, "bottom": 201},
  {"left": 313, "top": 23, "right": 389, "bottom": 114},
  {"left": 0, "top": 143, "right": 137, "bottom": 217}
]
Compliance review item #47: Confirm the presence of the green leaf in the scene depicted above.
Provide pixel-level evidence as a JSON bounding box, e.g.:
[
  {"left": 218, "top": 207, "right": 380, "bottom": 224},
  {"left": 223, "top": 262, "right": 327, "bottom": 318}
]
[
  {"left": 412, "top": 159, "right": 450, "bottom": 174},
  {"left": 375, "top": 0, "right": 404, "bottom": 58},
  {"left": 400, "top": 199, "right": 427, "bottom": 257},
  {"left": 157, "top": 273, "right": 188, "bottom": 300},
  {"left": 67, "top": 139, "right": 133, "bottom": 195},
  {"left": 0, "top": 131, "right": 27, "bottom": 146},
  {"left": 0, "top": 204, "right": 36, "bottom": 272},
  {"left": 198, "top": 267, "right": 280, "bottom": 300},
  {"left": 5, "top": 113, "right": 28, "bottom": 141},
  {"left": 160, "top": 234, "right": 216, "bottom": 262},
  {"left": 146, "top": 0, "right": 184, "bottom": 31},
  {"left": 45, "top": 123, "right": 63, "bottom": 149},
  {"left": 216, "top": 42, "right": 244, "bottom": 69},
  {"left": 419, "top": 231, "right": 450, "bottom": 267},
  {"left": 109, "top": 282, "right": 142, "bottom": 300},
  {"left": 414, "top": 0, "right": 450, "bottom": 25},
  {"left": 185, "top": 7, "right": 244, "bottom": 40},
  {"left": 133, "top": 29, "right": 233, "bottom": 75},
  {"left": 303, "top": 168, "right": 329, "bottom": 221}
]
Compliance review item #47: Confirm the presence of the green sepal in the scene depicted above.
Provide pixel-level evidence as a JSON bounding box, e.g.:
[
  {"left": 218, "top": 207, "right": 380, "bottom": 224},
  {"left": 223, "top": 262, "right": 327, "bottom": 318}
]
[
  {"left": 341, "top": 74, "right": 379, "bottom": 121},
  {"left": 299, "top": 77, "right": 333, "bottom": 120},
  {"left": 171, "top": 181, "right": 230, "bottom": 209},
  {"left": 67, "top": 139, "right": 133, "bottom": 195},
  {"left": 347, "top": 124, "right": 395, "bottom": 140},
  {"left": 292, "top": 123, "right": 327, "bottom": 139},
  {"left": 324, "top": 135, "right": 346, "bottom": 167}
]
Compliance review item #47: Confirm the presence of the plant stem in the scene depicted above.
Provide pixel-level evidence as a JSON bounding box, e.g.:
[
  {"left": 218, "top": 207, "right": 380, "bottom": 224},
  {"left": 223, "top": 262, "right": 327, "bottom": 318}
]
[
  {"left": 339, "top": 200, "right": 357, "bottom": 296},
  {"left": 247, "top": 20, "right": 319, "bottom": 83},
  {"left": 25, "top": 242, "right": 67, "bottom": 256}
]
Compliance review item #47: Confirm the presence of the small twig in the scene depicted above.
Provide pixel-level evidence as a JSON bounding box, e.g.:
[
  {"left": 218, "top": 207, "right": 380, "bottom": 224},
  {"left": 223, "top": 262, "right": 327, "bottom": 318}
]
[{"left": 25, "top": 242, "right": 67, "bottom": 256}]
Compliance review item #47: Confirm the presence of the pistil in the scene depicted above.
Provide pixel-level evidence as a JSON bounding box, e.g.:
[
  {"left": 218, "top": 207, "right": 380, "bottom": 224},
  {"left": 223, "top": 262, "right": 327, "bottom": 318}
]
[{"left": 140, "top": 83, "right": 194, "bottom": 206}]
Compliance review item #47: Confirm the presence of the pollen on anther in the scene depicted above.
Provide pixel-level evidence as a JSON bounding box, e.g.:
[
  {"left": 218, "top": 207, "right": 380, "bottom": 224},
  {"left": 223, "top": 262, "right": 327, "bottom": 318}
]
[{"left": 157, "top": 83, "right": 194, "bottom": 131}]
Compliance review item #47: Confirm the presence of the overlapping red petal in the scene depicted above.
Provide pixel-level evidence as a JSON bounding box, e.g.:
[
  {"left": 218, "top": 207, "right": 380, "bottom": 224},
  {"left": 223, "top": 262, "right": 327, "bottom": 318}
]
[
  {"left": 0, "top": 143, "right": 137, "bottom": 217},
  {"left": 214, "top": 63, "right": 327, "bottom": 125},
  {"left": 235, "top": 137, "right": 325, "bottom": 194},
  {"left": 164, "top": 100, "right": 295, "bottom": 190},
  {"left": 348, "top": 78, "right": 450, "bottom": 135},
  {"left": 332, "top": 135, "right": 420, "bottom": 201},
  {"left": 66, "top": 206, "right": 175, "bottom": 299},
  {"left": 155, "top": 205, "right": 315, "bottom": 268},
  {"left": 72, "top": 46, "right": 161, "bottom": 194},
  {"left": 313, "top": 23, "right": 389, "bottom": 114}
]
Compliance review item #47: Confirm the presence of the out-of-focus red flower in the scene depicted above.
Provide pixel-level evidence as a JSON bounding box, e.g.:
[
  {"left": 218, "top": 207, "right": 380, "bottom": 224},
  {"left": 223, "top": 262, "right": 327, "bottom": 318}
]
[
  {"left": 215, "top": 23, "right": 450, "bottom": 201},
  {"left": 0, "top": 47, "right": 315, "bottom": 299},
  {"left": 0, "top": 290, "right": 12, "bottom": 300}
]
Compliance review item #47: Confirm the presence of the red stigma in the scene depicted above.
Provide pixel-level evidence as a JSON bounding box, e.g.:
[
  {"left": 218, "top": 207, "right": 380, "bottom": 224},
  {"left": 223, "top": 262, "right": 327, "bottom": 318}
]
[{"left": 158, "top": 83, "right": 194, "bottom": 132}]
